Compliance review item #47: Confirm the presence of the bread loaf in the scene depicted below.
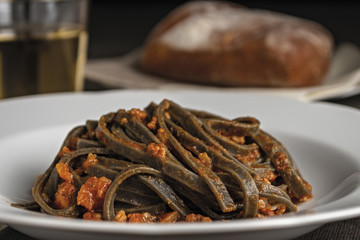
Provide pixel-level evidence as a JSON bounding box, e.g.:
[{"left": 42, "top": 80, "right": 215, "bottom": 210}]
[{"left": 140, "top": 1, "right": 333, "bottom": 87}]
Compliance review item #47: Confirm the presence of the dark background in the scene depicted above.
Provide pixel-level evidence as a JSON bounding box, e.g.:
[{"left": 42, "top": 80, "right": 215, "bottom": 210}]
[{"left": 87, "top": 1, "right": 360, "bottom": 59}]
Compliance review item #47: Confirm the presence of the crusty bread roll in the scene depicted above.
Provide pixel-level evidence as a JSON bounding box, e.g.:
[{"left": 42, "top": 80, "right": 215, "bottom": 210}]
[{"left": 140, "top": 1, "right": 333, "bottom": 87}]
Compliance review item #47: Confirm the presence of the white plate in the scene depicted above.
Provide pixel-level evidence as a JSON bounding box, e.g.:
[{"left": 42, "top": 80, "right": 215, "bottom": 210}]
[{"left": 0, "top": 89, "right": 360, "bottom": 240}]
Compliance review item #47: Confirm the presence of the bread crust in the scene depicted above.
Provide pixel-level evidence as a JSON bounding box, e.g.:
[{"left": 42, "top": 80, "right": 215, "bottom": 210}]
[{"left": 140, "top": 1, "right": 333, "bottom": 87}]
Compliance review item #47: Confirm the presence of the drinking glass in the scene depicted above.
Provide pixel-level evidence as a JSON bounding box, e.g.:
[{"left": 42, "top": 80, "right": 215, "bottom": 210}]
[{"left": 0, "top": 0, "right": 88, "bottom": 98}]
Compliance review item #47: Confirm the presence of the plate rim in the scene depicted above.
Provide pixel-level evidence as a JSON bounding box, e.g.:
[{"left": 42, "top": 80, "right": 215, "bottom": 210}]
[{"left": 1, "top": 204, "right": 360, "bottom": 235}]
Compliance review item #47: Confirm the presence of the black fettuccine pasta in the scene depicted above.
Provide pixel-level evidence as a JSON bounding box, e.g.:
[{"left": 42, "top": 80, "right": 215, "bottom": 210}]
[{"left": 26, "top": 99, "right": 311, "bottom": 222}]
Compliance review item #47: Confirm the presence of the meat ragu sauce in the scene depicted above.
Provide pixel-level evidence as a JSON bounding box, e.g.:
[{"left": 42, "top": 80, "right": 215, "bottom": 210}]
[{"left": 25, "top": 99, "right": 312, "bottom": 223}]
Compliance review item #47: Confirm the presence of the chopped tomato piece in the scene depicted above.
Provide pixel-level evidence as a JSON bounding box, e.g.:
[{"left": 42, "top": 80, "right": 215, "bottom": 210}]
[
  {"left": 147, "top": 116, "right": 158, "bottom": 131},
  {"left": 56, "top": 162, "right": 73, "bottom": 183},
  {"left": 147, "top": 142, "right": 166, "bottom": 159},
  {"left": 128, "top": 108, "right": 147, "bottom": 122},
  {"left": 185, "top": 213, "right": 212, "bottom": 222},
  {"left": 77, "top": 176, "right": 112, "bottom": 211},
  {"left": 158, "top": 211, "right": 180, "bottom": 223},
  {"left": 82, "top": 153, "right": 98, "bottom": 170},
  {"left": 114, "top": 210, "right": 128, "bottom": 222},
  {"left": 128, "top": 212, "right": 157, "bottom": 223},
  {"left": 83, "top": 211, "right": 102, "bottom": 221},
  {"left": 257, "top": 197, "right": 275, "bottom": 217},
  {"left": 54, "top": 182, "right": 76, "bottom": 209},
  {"left": 58, "top": 146, "right": 71, "bottom": 158}
]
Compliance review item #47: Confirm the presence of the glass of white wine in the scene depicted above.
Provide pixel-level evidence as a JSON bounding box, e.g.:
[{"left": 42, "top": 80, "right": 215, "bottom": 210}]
[{"left": 0, "top": 0, "right": 88, "bottom": 99}]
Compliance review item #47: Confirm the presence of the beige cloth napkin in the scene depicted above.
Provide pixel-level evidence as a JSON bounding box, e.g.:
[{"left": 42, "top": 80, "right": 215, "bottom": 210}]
[{"left": 85, "top": 42, "right": 360, "bottom": 102}]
